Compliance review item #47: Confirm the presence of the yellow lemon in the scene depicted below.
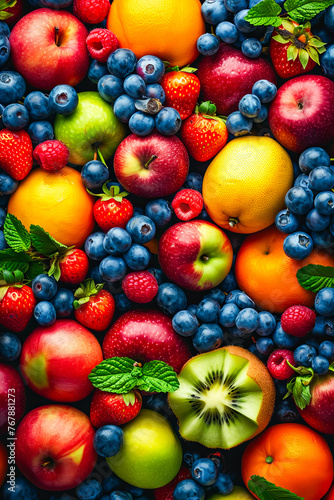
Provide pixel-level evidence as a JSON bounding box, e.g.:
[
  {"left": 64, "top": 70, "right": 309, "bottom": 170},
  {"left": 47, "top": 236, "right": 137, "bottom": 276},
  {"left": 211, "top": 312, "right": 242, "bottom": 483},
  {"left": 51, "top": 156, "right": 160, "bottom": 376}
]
[{"left": 208, "top": 485, "right": 254, "bottom": 499}]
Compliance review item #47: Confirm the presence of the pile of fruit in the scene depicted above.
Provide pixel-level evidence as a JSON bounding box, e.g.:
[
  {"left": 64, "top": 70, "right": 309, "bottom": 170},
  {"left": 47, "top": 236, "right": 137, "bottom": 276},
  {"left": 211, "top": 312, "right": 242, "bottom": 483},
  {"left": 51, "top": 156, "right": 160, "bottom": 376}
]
[{"left": 1, "top": 0, "right": 334, "bottom": 499}]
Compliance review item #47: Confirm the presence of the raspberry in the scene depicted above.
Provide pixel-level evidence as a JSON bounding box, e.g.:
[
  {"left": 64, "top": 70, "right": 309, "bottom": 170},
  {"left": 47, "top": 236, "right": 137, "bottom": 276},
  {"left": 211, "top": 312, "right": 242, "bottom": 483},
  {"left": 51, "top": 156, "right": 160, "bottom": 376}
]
[
  {"left": 281, "top": 305, "right": 316, "bottom": 337},
  {"left": 73, "top": 0, "right": 110, "bottom": 24},
  {"left": 171, "top": 189, "right": 203, "bottom": 221},
  {"left": 33, "top": 140, "right": 69, "bottom": 172},
  {"left": 59, "top": 249, "right": 89, "bottom": 284},
  {"left": 267, "top": 349, "right": 296, "bottom": 380},
  {"left": 86, "top": 28, "right": 119, "bottom": 63},
  {"left": 122, "top": 271, "right": 158, "bottom": 303}
]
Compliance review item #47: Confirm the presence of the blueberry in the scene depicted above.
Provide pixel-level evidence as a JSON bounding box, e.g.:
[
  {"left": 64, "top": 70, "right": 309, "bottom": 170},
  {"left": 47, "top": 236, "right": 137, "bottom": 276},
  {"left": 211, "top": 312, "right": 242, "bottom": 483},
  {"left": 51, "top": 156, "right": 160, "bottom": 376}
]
[
  {"left": 129, "top": 111, "right": 155, "bottom": 136},
  {"left": 312, "top": 227, "right": 334, "bottom": 251},
  {"left": 102, "top": 473, "right": 122, "bottom": 492},
  {"left": 28, "top": 121, "right": 54, "bottom": 143},
  {"left": 146, "top": 393, "right": 168, "bottom": 412},
  {"left": 0, "top": 34, "right": 10, "bottom": 67},
  {"left": 0, "top": 230, "right": 8, "bottom": 250},
  {"left": 294, "top": 173, "right": 311, "bottom": 190},
  {"left": 32, "top": 274, "right": 58, "bottom": 301},
  {"left": 234, "top": 9, "right": 257, "bottom": 32},
  {"left": 285, "top": 187, "right": 314, "bottom": 215},
  {"left": 325, "top": 5, "right": 334, "bottom": 31},
  {"left": 93, "top": 425, "right": 123, "bottom": 457},
  {"left": 315, "top": 287, "right": 334, "bottom": 316},
  {"left": 197, "top": 33, "right": 220, "bottom": 56},
  {"left": 256, "top": 337, "right": 274, "bottom": 356},
  {"left": 49, "top": 84, "right": 78, "bottom": 115},
  {"left": 216, "top": 21, "right": 239, "bottom": 43},
  {"left": 76, "top": 479, "right": 103, "bottom": 500},
  {"left": 321, "top": 43, "right": 334, "bottom": 77},
  {"left": 233, "top": 30, "right": 248, "bottom": 49},
  {"left": 147, "top": 267, "right": 165, "bottom": 285},
  {"left": 98, "top": 74, "right": 124, "bottom": 102},
  {"left": 0, "top": 331, "right": 21, "bottom": 361},
  {"left": 0, "top": 207, "right": 6, "bottom": 227},
  {"left": 123, "top": 244, "right": 150, "bottom": 270},
  {"left": 309, "top": 166, "right": 334, "bottom": 191},
  {"left": 104, "top": 227, "right": 132, "bottom": 255},
  {"left": 226, "top": 111, "right": 253, "bottom": 136},
  {"left": 294, "top": 344, "right": 317, "bottom": 367},
  {"left": 219, "top": 303, "right": 240, "bottom": 327},
  {"left": 84, "top": 232, "right": 109, "bottom": 260},
  {"left": 172, "top": 310, "right": 199, "bottom": 336},
  {"left": 81, "top": 160, "right": 109, "bottom": 190},
  {"left": 99, "top": 256, "right": 127, "bottom": 282},
  {"left": 3, "top": 476, "right": 37, "bottom": 500},
  {"left": 145, "top": 199, "right": 172, "bottom": 226},
  {"left": 225, "top": 289, "right": 243, "bottom": 303},
  {"left": 184, "top": 172, "right": 203, "bottom": 193},
  {"left": 41, "top": 0, "right": 73, "bottom": 7},
  {"left": 196, "top": 298, "right": 221, "bottom": 323},
  {"left": 126, "top": 215, "right": 156, "bottom": 243},
  {"left": 235, "top": 308, "right": 259, "bottom": 333},
  {"left": 241, "top": 38, "right": 262, "bottom": 58},
  {"left": 204, "top": 288, "right": 226, "bottom": 306},
  {"left": 124, "top": 74, "right": 146, "bottom": 99},
  {"left": 51, "top": 288, "right": 74, "bottom": 318},
  {"left": 306, "top": 208, "right": 330, "bottom": 232},
  {"left": 224, "top": 0, "right": 248, "bottom": 13},
  {"left": 0, "top": 172, "right": 18, "bottom": 195},
  {"left": 220, "top": 270, "right": 238, "bottom": 292},
  {"left": 156, "top": 282, "right": 187, "bottom": 315},
  {"left": 319, "top": 340, "right": 334, "bottom": 360},
  {"left": 314, "top": 26, "right": 334, "bottom": 43},
  {"left": 34, "top": 301, "right": 57, "bottom": 326},
  {"left": 107, "top": 48, "right": 137, "bottom": 79},
  {"left": 193, "top": 323, "right": 223, "bottom": 353},
  {"left": 252, "top": 79, "right": 277, "bottom": 103},
  {"left": 256, "top": 311, "right": 276, "bottom": 336},
  {"left": 173, "top": 479, "right": 205, "bottom": 500},
  {"left": 314, "top": 191, "right": 334, "bottom": 215},
  {"left": 124, "top": 485, "right": 144, "bottom": 497},
  {"left": 110, "top": 493, "right": 133, "bottom": 500},
  {"left": 2, "top": 103, "right": 29, "bottom": 130},
  {"left": 88, "top": 60, "right": 109, "bottom": 84},
  {"left": 239, "top": 94, "right": 261, "bottom": 118},
  {"left": 299, "top": 147, "right": 330, "bottom": 174},
  {"left": 115, "top": 292, "right": 133, "bottom": 312},
  {"left": 235, "top": 292, "right": 255, "bottom": 310},
  {"left": 273, "top": 322, "right": 300, "bottom": 349},
  {"left": 310, "top": 315, "right": 334, "bottom": 336},
  {"left": 275, "top": 209, "right": 299, "bottom": 234},
  {"left": 0, "top": 71, "right": 26, "bottom": 106},
  {"left": 213, "top": 473, "right": 234, "bottom": 495},
  {"left": 0, "top": 21, "right": 10, "bottom": 37},
  {"left": 276, "top": 399, "right": 299, "bottom": 423},
  {"left": 202, "top": 0, "right": 229, "bottom": 24},
  {"left": 312, "top": 355, "right": 329, "bottom": 375},
  {"left": 155, "top": 107, "right": 182, "bottom": 135},
  {"left": 188, "top": 304, "right": 198, "bottom": 316},
  {"left": 192, "top": 458, "right": 218, "bottom": 486},
  {"left": 114, "top": 94, "right": 137, "bottom": 123},
  {"left": 136, "top": 55, "right": 165, "bottom": 84},
  {"left": 24, "top": 91, "right": 51, "bottom": 120},
  {"left": 253, "top": 104, "right": 268, "bottom": 123},
  {"left": 145, "top": 83, "right": 165, "bottom": 103},
  {"left": 283, "top": 232, "right": 313, "bottom": 259}
]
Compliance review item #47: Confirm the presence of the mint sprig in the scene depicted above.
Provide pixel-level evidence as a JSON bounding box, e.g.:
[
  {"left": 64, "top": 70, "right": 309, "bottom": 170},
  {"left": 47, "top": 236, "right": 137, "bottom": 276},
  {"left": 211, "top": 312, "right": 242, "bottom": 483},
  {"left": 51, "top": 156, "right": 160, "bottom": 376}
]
[
  {"left": 88, "top": 357, "right": 180, "bottom": 394},
  {"left": 30, "top": 225, "right": 70, "bottom": 257},
  {"left": 4, "top": 214, "right": 31, "bottom": 253},
  {"left": 248, "top": 475, "right": 304, "bottom": 499},
  {"left": 285, "top": 0, "right": 334, "bottom": 22},
  {"left": 0, "top": 248, "right": 32, "bottom": 273},
  {"left": 296, "top": 264, "right": 334, "bottom": 292},
  {"left": 245, "top": 0, "right": 282, "bottom": 26}
]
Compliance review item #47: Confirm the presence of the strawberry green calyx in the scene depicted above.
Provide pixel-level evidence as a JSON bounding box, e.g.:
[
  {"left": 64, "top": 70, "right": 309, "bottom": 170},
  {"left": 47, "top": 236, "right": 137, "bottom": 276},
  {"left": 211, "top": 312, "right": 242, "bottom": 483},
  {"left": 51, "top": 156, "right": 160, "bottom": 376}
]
[
  {"left": 73, "top": 278, "right": 104, "bottom": 309},
  {"left": 198, "top": 101, "right": 217, "bottom": 116},
  {"left": 0, "top": 0, "right": 17, "bottom": 20},
  {"left": 0, "top": 270, "right": 25, "bottom": 300},
  {"left": 87, "top": 181, "right": 130, "bottom": 203},
  {"left": 165, "top": 65, "right": 198, "bottom": 73}
]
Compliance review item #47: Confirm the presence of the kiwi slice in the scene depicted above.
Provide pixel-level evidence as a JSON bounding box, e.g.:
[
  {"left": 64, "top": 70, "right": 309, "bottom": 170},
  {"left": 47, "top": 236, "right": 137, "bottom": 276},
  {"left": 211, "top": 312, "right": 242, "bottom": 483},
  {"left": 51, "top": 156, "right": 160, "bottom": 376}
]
[{"left": 169, "top": 346, "right": 275, "bottom": 449}]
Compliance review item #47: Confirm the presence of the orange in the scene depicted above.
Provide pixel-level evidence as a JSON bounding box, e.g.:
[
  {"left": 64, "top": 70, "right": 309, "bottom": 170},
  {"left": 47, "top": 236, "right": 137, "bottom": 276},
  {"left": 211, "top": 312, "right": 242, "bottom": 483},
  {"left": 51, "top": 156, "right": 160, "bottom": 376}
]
[
  {"left": 0, "top": 441, "right": 7, "bottom": 487},
  {"left": 235, "top": 226, "right": 334, "bottom": 313},
  {"left": 202, "top": 136, "right": 294, "bottom": 234},
  {"left": 8, "top": 167, "right": 95, "bottom": 248},
  {"left": 107, "top": 0, "right": 205, "bottom": 68},
  {"left": 324, "top": 482, "right": 334, "bottom": 499},
  {"left": 241, "top": 423, "right": 334, "bottom": 500}
]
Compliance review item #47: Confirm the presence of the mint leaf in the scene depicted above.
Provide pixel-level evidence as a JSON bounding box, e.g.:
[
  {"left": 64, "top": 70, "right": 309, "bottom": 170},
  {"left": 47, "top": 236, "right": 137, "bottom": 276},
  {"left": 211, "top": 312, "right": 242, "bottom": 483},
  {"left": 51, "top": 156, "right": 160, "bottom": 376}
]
[
  {"left": 248, "top": 475, "right": 304, "bottom": 499},
  {"left": 138, "top": 360, "right": 180, "bottom": 393},
  {"left": 285, "top": 369, "right": 313, "bottom": 410},
  {"left": 30, "top": 225, "right": 69, "bottom": 257},
  {"left": 88, "top": 357, "right": 138, "bottom": 393},
  {"left": 0, "top": 248, "right": 31, "bottom": 273},
  {"left": 4, "top": 214, "right": 31, "bottom": 252},
  {"left": 245, "top": 0, "right": 282, "bottom": 26},
  {"left": 296, "top": 264, "right": 334, "bottom": 292},
  {"left": 284, "top": 0, "right": 334, "bottom": 21},
  {"left": 26, "top": 261, "right": 46, "bottom": 281}
]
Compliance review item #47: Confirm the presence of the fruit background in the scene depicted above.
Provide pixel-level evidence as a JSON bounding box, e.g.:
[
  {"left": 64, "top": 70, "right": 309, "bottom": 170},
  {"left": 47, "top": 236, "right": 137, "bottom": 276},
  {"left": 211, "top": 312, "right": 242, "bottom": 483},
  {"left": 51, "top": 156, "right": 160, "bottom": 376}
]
[{"left": 1, "top": 0, "right": 334, "bottom": 499}]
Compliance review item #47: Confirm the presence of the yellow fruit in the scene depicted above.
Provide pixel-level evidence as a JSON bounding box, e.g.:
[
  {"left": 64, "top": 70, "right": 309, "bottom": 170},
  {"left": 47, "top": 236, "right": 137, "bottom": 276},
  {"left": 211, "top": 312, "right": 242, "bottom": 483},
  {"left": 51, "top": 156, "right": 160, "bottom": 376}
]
[
  {"left": 8, "top": 167, "right": 95, "bottom": 247},
  {"left": 202, "top": 136, "right": 294, "bottom": 234},
  {"left": 208, "top": 486, "right": 254, "bottom": 499}
]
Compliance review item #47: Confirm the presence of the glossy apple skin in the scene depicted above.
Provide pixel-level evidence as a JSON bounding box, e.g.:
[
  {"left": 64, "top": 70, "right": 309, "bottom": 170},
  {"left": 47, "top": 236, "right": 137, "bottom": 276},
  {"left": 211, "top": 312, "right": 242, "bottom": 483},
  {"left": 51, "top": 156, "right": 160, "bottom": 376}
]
[
  {"left": 103, "top": 310, "right": 192, "bottom": 373},
  {"left": 158, "top": 220, "right": 233, "bottom": 291},
  {"left": 15, "top": 405, "right": 97, "bottom": 491},
  {"left": 268, "top": 75, "right": 334, "bottom": 153},
  {"left": 20, "top": 320, "right": 103, "bottom": 402},
  {"left": 0, "top": 364, "right": 26, "bottom": 435},
  {"left": 113, "top": 133, "right": 189, "bottom": 198},
  {"left": 196, "top": 44, "right": 276, "bottom": 115},
  {"left": 9, "top": 8, "right": 89, "bottom": 91},
  {"left": 297, "top": 373, "right": 334, "bottom": 434}
]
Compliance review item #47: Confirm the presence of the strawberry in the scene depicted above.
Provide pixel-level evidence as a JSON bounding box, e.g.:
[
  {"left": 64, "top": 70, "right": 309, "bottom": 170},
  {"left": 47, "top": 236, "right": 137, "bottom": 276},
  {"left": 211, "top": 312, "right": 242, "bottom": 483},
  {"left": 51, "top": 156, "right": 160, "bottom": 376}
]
[
  {"left": 92, "top": 182, "right": 134, "bottom": 232},
  {"left": 180, "top": 101, "right": 228, "bottom": 162},
  {"left": 160, "top": 67, "right": 201, "bottom": 120},
  {"left": 0, "top": 129, "right": 33, "bottom": 180},
  {"left": 269, "top": 20, "right": 326, "bottom": 79},
  {"left": 74, "top": 279, "right": 115, "bottom": 331},
  {"left": 0, "top": 280, "right": 36, "bottom": 333},
  {"left": 90, "top": 389, "right": 142, "bottom": 428},
  {"left": 154, "top": 466, "right": 192, "bottom": 500},
  {"left": 59, "top": 248, "right": 89, "bottom": 284}
]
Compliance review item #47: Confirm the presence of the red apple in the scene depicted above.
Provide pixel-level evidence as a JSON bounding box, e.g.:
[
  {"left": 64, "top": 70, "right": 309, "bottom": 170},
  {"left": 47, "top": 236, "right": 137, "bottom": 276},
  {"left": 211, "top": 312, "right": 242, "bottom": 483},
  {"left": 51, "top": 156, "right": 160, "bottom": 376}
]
[
  {"left": 296, "top": 372, "right": 334, "bottom": 434},
  {"left": 268, "top": 75, "right": 334, "bottom": 153},
  {"left": 103, "top": 310, "right": 191, "bottom": 373},
  {"left": 15, "top": 405, "right": 97, "bottom": 490},
  {"left": 0, "top": 364, "right": 25, "bottom": 435},
  {"left": 20, "top": 319, "right": 103, "bottom": 402},
  {"left": 196, "top": 43, "right": 276, "bottom": 115},
  {"left": 9, "top": 8, "right": 89, "bottom": 91},
  {"left": 113, "top": 132, "right": 189, "bottom": 198},
  {"left": 158, "top": 220, "right": 233, "bottom": 291}
]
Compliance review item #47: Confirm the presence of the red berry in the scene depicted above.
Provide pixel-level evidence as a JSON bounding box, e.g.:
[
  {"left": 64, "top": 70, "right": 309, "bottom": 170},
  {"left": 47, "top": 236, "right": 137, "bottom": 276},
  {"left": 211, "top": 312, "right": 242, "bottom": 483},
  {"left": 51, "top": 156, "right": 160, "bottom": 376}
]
[
  {"left": 33, "top": 140, "right": 69, "bottom": 172},
  {"left": 281, "top": 305, "right": 316, "bottom": 337},
  {"left": 0, "top": 285, "right": 36, "bottom": 333},
  {"left": 59, "top": 249, "right": 89, "bottom": 284},
  {"left": 73, "top": 0, "right": 110, "bottom": 24},
  {"left": 171, "top": 189, "right": 203, "bottom": 221},
  {"left": 75, "top": 289, "right": 115, "bottom": 331},
  {"left": 86, "top": 28, "right": 119, "bottom": 63},
  {"left": 154, "top": 466, "right": 192, "bottom": 500},
  {"left": 122, "top": 271, "right": 158, "bottom": 304},
  {"left": 90, "top": 389, "right": 142, "bottom": 428},
  {"left": 93, "top": 198, "right": 134, "bottom": 232},
  {"left": 267, "top": 349, "right": 296, "bottom": 380}
]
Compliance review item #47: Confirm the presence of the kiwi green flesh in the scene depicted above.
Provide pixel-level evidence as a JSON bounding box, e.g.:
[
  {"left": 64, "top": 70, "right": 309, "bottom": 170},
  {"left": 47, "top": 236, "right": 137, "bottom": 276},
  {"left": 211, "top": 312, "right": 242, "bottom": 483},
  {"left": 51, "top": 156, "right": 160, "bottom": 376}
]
[{"left": 169, "top": 349, "right": 263, "bottom": 449}]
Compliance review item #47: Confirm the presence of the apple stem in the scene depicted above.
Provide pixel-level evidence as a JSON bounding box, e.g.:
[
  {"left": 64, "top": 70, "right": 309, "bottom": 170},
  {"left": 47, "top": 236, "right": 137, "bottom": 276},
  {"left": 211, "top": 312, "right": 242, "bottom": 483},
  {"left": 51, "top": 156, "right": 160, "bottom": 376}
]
[
  {"left": 202, "top": 255, "right": 209, "bottom": 261},
  {"left": 41, "top": 458, "right": 53, "bottom": 468},
  {"left": 55, "top": 26, "right": 60, "bottom": 46},
  {"left": 94, "top": 150, "right": 97, "bottom": 161},
  {"left": 229, "top": 217, "right": 239, "bottom": 228},
  {"left": 144, "top": 155, "right": 157, "bottom": 169}
]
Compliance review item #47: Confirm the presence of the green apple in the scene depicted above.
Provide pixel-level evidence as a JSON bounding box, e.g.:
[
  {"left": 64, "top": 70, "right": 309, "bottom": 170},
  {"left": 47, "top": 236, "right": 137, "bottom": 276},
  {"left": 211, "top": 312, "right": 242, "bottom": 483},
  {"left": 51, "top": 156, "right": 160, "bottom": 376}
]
[
  {"left": 209, "top": 486, "right": 254, "bottom": 499},
  {"left": 106, "top": 409, "right": 182, "bottom": 489},
  {"left": 54, "top": 91, "right": 126, "bottom": 165}
]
